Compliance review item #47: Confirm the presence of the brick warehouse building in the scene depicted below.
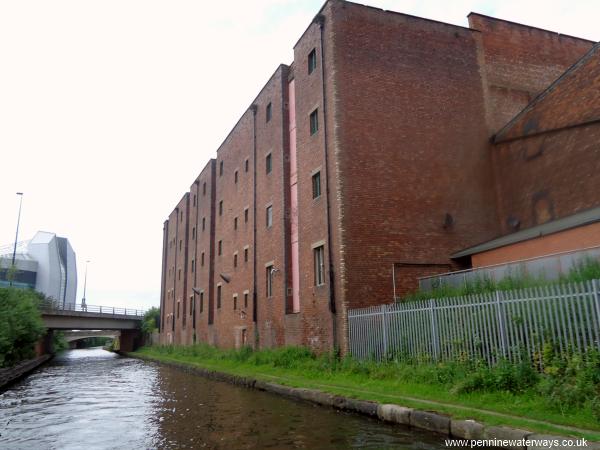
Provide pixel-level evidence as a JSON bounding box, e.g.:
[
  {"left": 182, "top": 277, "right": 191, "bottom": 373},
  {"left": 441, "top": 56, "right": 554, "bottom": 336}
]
[{"left": 160, "top": 0, "right": 599, "bottom": 352}]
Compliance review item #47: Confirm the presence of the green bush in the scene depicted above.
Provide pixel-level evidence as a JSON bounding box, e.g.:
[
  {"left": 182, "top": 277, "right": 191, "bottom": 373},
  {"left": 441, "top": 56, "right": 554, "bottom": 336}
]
[
  {"left": 141, "top": 307, "right": 160, "bottom": 335},
  {"left": 0, "top": 287, "right": 46, "bottom": 367}
]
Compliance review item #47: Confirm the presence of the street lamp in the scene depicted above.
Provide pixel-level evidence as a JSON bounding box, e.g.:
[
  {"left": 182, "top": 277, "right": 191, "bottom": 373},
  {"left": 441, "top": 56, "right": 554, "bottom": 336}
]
[
  {"left": 10, "top": 192, "right": 24, "bottom": 286},
  {"left": 81, "top": 260, "right": 90, "bottom": 311}
]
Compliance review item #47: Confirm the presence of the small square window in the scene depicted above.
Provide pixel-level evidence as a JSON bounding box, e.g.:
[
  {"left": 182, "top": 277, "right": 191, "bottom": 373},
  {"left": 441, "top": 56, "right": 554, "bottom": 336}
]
[
  {"left": 244, "top": 292, "right": 248, "bottom": 308},
  {"left": 310, "top": 109, "right": 319, "bottom": 135},
  {"left": 312, "top": 172, "right": 321, "bottom": 199},
  {"left": 217, "top": 285, "right": 222, "bottom": 309},
  {"left": 219, "top": 200, "right": 223, "bottom": 216},
  {"left": 244, "top": 208, "right": 249, "bottom": 223},
  {"left": 266, "top": 205, "right": 273, "bottom": 228},
  {"left": 266, "top": 265, "right": 273, "bottom": 298},
  {"left": 234, "top": 217, "right": 238, "bottom": 230},
  {"left": 266, "top": 102, "right": 272, "bottom": 123},
  {"left": 314, "top": 245, "right": 325, "bottom": 286},
  {"left": 218, "top": 240, "right": 223, "bottom": 255},
  {"left": 245, "top": 158, "right": 249, "bottom": 173},
  {"left": 266, "top": 153, "right": 272, "bottom": 174},
  {"left": 308, "top": 48, "right": 317, "bottom": 74},
  {"left": 244, "top": 247, "right": 249, "bottom": 263},
  {"left": 220, "top": 161, "right": 224, "bottom": 176}
]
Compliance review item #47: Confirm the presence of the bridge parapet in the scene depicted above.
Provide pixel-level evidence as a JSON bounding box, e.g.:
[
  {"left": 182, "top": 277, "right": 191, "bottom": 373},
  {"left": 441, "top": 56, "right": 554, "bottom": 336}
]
[{"left": 40, "top": 300, "right": 145, "bottom": 318}]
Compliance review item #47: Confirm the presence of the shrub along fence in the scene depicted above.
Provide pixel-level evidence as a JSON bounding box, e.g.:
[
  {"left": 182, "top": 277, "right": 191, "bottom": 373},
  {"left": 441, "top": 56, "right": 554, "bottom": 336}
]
[{"left": 348, "top": 279, "right": 600, "bottom": 367}]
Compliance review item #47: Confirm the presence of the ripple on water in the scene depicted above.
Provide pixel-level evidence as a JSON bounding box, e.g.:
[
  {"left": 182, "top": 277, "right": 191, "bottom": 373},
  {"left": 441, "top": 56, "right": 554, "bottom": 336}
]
[{"left": 1, "top": 348, "right": 476, "bottom": 450}]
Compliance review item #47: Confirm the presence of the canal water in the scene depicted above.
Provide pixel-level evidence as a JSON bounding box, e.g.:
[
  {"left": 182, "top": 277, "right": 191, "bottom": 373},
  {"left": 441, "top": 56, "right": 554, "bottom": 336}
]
[{"left": 1, "top": 349, "right": 454, "bottom": 449}]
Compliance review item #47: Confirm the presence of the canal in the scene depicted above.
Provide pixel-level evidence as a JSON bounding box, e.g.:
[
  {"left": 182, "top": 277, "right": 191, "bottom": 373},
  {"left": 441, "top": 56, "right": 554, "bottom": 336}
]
[{"left": 1, "top": 349, "right": 454, "bottom": 449}]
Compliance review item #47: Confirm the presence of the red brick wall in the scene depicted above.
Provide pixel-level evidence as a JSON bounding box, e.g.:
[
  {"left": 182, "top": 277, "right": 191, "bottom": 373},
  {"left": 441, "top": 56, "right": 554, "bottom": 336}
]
[
  {"left": 472, "top": 222, "right": 600, "bottom": 267},
  {"left": 468, "top": 14, "right": 594, "bottom": 135},
  {"left": 492, "top": 123, "right": 600, "bottom": 234},
  {"left": 330, "top": 2, "right": 499, "bottom": 322}
]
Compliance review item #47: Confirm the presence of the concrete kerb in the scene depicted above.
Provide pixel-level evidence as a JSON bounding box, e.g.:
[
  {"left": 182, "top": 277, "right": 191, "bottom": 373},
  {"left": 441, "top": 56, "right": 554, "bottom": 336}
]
[{"left": 125, "top": 353, "right": 599, "bottom": 449}]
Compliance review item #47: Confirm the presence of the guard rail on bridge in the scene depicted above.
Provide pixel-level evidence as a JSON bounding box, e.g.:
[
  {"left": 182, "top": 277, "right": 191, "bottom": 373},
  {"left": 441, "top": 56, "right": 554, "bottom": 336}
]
[{"left": 40, "top": 300, "right": 145, "bottom": 318}]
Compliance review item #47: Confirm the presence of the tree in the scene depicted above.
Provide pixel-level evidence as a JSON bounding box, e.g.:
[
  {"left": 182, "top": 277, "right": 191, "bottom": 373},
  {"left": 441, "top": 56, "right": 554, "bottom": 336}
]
[
  {"left": 0, "top": 287, "right": 46, "bottom": 367},
  {"left": 141, "top": 307, "right": 160, "bottom": 335}
]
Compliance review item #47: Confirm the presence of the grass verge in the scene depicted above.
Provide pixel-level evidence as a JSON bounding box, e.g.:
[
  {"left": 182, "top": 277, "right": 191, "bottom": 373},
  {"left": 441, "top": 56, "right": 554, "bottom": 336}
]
[{"left": 133, "top": 344, "right": 600, "bottom": 441}]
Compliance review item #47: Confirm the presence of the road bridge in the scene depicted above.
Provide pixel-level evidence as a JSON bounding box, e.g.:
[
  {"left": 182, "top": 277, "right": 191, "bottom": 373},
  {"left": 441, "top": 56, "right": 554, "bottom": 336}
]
[{"left": 39, "top": 301, "right": 145, "bottom": 352}]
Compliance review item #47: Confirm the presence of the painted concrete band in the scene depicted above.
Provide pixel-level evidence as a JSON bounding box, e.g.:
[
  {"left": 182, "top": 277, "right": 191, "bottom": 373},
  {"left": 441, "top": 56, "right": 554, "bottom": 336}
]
[
  {"left": 0, "top": 355, "right": 52, "bottom": 391},
  {"left": 124, "top": 353, "right": 600, "bottom": 450}
]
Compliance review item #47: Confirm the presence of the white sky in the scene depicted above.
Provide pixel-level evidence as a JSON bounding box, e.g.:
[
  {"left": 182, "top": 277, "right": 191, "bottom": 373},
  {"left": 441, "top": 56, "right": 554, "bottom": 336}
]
[{"left": 0, "top": 0, "right": 598, "bottom": 311}]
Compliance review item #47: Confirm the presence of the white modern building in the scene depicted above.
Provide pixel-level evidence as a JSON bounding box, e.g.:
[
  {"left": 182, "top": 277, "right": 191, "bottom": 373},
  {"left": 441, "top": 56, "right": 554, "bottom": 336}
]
[{"left": 0, "top": 231, "right": 77, "bottom": 305}]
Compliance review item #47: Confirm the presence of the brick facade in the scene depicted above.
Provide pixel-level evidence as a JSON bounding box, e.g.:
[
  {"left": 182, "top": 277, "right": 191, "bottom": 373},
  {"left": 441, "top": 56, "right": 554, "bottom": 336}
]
[{"left": 159, "top": 0, "right": 599, "bottom": 352}]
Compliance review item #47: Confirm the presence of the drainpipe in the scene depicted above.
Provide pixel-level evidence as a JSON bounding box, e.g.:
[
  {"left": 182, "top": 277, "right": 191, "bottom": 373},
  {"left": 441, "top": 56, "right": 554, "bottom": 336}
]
[
  {"left": 250, "top": 104, "right": 259, "bottom": 348},
  {"left": 316, "top": 14, "right": 338, "bottom": 351}
]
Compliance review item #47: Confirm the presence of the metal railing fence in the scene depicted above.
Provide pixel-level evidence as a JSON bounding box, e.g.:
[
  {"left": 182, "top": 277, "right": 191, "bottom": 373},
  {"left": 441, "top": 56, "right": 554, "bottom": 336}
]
[
  {"left": 40, "top": 299, "right": 145, "bottom": 317},
  {"left": 348, "top": 279, "right": 600, "bottom": 366}
]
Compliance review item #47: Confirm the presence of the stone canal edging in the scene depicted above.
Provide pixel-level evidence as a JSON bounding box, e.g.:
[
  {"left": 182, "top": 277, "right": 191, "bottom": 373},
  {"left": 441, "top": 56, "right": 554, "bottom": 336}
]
[
  {"left": 125, "top": 353, "right": 600, "bottom": 450},
  {"left": 0, "top": 355, "right": 52, "bottom": 391}
]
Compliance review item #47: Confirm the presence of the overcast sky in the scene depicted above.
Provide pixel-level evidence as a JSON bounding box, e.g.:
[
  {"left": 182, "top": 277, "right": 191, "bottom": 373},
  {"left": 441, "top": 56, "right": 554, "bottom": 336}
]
[{"left": 0, "top": 0, "right": 598, "bottom": 311}]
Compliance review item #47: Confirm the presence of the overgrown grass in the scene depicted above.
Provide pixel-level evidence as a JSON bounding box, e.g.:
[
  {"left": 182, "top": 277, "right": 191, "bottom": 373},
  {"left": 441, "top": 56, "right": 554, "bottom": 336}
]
[
  {"left": 404, "top": 257, "right": 600, "bottom": 302},
  {"left": 136, "top": 343, "right": 600, "bottom": 439}
]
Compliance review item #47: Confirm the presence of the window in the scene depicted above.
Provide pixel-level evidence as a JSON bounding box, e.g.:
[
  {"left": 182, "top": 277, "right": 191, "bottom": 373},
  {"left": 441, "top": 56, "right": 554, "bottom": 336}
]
[
  {"left": 180, "top": 211, "right": 183, "bottom": 221},
  {"left": 200, "top": 292, "right": 204, "bottom": 313},
  {"left": 266, "top": 153, "right": 272, "bottom": 174},
  {"left": 193, "top": 194, "right": 197, "bottom": 207},
  {"left": 234, "top": 253, "right": 238, "bottom": 268},
  {"left": 217, "top": 285, "right": 222, "bottom": 308},
  {"left": 218, "top": 240, "right": 223, "bottom": 255},
  {"left": 202, "top": 217, "right": 206, "bottom": 231},
  {"left": 244, "top": 247, "right": 249, "bottom": 263},
  {"left": 310, "top": 109, "right": 319, "bottom": 135},
  {"left": 179, "top": 239, "right": 182, "bottom": 251},
  {"left": 234, "top": 217, "right": 238, "bottom": 230},
  {"left": 234, "top": 170, "right": 238, "bottom": 184},
  {"left": 233, "top": 294, "right": 238, "bottom": 310},
  {"left": 192, "top": 227, "right": 196, "bottom": 240},
  {"left": 178, "top": 269, "right": 181, "bottom": 280},
  {"left": 266, "top": 265, "right": 274, "bottom": 298},
  {"left": 245, "top": 158, "right": 249, "bottom": 173},
  {"left": 244, "top": 208, "right": 249, "bottom": 223},
  {"left": 266, "top": 205, "right": 273, "bottom": 228},
  {"left": 203, "top": 182, "right": 206, "bottom": 195},
  {"left": 244, "top": 292, "right": 248, "bottom": 308},
  {"left": 201, "top": 251, "right": 205, "bottom": 266},
  {"left": 312, "top": 171, "right": 321, "bottom": 199},
  {"left": 308, "top": 48, "right": 317, "bottom": 74},
  {"left": 266, "top": 102, "right": 272, "bottom": 122},
  {"left": 219, "top": 200, "right": 223, "bottom": 216},
  {"left": 177, "top": 301, "right": 180, "bottom": 318},
  {"left": 191, "top": 259, "right": 195, "bottom": 273},
  {"left": 219, "top": 161, "right": 224, "bottom": 176},
  {"left": 190, "top": 296, "right": 194, "bottom": 316},
  {"left": 314, "top": 245, "right": 325, "bottom": 286}
]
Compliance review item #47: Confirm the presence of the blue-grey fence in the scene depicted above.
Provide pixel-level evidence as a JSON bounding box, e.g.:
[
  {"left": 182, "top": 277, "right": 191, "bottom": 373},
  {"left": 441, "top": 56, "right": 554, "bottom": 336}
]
[{"left": 348, "top": 279, "right": 600, "bottom": 366}]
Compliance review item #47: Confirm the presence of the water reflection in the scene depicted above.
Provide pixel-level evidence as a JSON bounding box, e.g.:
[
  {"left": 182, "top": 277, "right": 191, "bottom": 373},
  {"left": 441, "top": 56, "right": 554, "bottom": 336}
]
[{"left": 1, "top": 349, "right": 454, "bottom": 449}]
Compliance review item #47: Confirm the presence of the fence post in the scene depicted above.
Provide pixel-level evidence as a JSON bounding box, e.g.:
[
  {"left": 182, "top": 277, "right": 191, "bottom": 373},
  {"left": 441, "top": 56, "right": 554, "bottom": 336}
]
[
  {"left": 495, "top": 290, "right": 508, "bottom": 359},
  {"left": 429, "top": 299, "right": 439, "bottom": 361},
  {"left": 381, "top": 304, "right": 388, "bottom": 358},
  {"left": 593, "top": 279, "right": 600, "bottom": 351}
]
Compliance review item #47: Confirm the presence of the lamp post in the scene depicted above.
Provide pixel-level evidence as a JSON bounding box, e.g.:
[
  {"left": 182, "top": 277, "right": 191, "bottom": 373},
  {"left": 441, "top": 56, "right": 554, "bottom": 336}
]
[
  {"left": 10, "top": 192, "right": 24, "bottom": 286},
  {"left": 81, "top": 260, "right": 90, "bottom": 311}
]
